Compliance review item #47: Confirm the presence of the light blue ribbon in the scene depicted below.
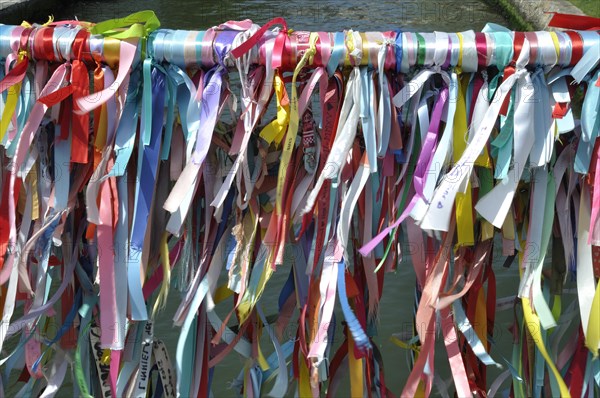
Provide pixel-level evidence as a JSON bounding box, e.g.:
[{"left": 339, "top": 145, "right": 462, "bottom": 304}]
[
  {"left": 327, "top": 32, "right": 346, "bottom": 75},
  {"left": 360, "top": 67, "right": 377, "bottom": 170},
  {"left": 337, "top": 260, "right": 372, "bottom": 351},
  {"left": 106, "top": 66, "right": 141, "bottom": 178},
  {"left": 581, "top": 68, "right": 599, "bottom": 143},
  {"left": 482, "top": 23, "right": 513, "bottom": 69},
  {"left": 491, "top": 90, "right": 514, "bottom": 179},
  {"left": 128, "top": 64, "right": 166, "bottom": 321},
  {"left": 452, "top": 299, "right": 500, "bottom": 367}
]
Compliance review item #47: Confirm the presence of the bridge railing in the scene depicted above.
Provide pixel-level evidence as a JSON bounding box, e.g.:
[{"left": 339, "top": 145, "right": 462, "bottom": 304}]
[{"left": 0, "top": 10, "right": 599, "bottom": 398}]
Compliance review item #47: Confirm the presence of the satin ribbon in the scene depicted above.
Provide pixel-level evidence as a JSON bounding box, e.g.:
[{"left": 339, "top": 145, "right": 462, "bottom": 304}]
[
  {"left": 1, "top": 15, "right": 600, "bottom": 398},
  {"left": 163, "top": 31, "right": 233, "bottom": 234},
  {"left": 275, "top": 33, "right": 318, "bottom": 214},
  {"left": 360, "top": 86, "right": 449, "bottom": 255},
  {"left": 420, "top": 39, "right": 531, "bottom": 231},
  {"left": 127, "top": 64, "right": 166, "bottom": 321},
  {"left": 547, "top": 12, "right": 600, "bottom": 31},
  {"left": 90, "top": 10, "right": 160, "bottom": 40}
]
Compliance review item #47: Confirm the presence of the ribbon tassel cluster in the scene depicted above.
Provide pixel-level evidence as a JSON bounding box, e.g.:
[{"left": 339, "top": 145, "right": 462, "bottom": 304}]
[{"left": 0, "top": 10, "right": 599, "bottom": 398}]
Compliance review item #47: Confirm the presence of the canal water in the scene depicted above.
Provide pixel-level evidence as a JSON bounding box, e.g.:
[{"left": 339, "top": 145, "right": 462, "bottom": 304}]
[
  {"left": 60, "top": 0, "right": 510, "bottom": 32},
  {"left": 41, "top": 1, "right": 576, "bottom": 397}
]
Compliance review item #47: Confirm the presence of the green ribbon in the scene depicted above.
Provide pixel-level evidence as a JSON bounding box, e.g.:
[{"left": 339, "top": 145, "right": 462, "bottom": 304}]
[
  {"left": 90, "top": 10, "right": 160, "bottom": 39},
  {"left": 491, "top": 90, "right": 515, "bottom": 179},
  {"left": 415, "top": 33, "right": 426, "bottom": 66},
  {"left": 482, "top": 23, "right": 514, "bottom": 70},
  {"left": 74, "top": 295, "right": 98, "bottom": 398}
]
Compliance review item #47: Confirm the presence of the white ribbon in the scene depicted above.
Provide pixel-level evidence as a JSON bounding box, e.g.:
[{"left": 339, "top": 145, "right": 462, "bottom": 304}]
[
  {"left": 475, "top": 63, "right": 535, "bottom": 228},
  {"left": 528, "top": 70, "right": 554, "bottom": 167},
  {"left": 302, "top": 67, "right": 361, "bottom": 215},
  {"left": 411, "top": 72, "right": 457, "bottom": 224},
  {"left": 421, "top": 40, "right": 531, "bottom": 231},
  {"left": 210, "top": 31, "right": 275, "bottom": 213},
  {"left": 577, "top": 183, "right": 597, "bottom": 347}
]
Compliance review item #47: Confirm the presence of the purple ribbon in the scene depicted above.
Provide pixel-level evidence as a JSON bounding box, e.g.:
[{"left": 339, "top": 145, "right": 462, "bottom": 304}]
[
  {"left": 191, "top": 30, "right": 236, "bottom": 165},
  {"left": 359, "top": 86, "right": 449, "bottom": 256}
]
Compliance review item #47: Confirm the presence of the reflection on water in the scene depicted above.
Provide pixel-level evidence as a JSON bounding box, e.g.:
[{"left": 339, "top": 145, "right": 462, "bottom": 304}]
[{"left": 44, "top": 1, "right": 543, "bottom": 397}]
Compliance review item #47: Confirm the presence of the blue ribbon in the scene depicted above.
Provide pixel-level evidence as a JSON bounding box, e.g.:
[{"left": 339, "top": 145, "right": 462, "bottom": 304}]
[
  {"left": 128, "top": 65, "right": 166, "bottom": 321},
  {"left": 278, "top": 269, "right": 295, "bottom": 312},
  {"left": 337, "top": 260, "right": 372, "bottom": 351},
  {"left": 33, "top": 289, "right": 83, "bottom": 372},
  {"left": 394, "top": 29, "right": 403, "bottom": 74},
  {"left": 107, "top": 66, "right": 141, "bottom": 178},
  {"left": 327, "top": 32, "right": 346, "bottom": 75}
]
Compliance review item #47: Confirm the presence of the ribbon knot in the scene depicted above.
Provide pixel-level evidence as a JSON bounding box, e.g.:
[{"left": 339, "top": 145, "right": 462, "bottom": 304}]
[
  {"left": 89, "top": 10, "right": 160, "bottom": 40},
  {"left": 380, "top": 37, "right": 395, "bottom": 47},
  {"left": 17, "top": 49, "right": 28, "bottom": 61},
  {"left": 306, "top": 34, "right": 318, "bottom": 66},
  {"left": 514, "top": 67, "right": 528, "bottom": 79}
]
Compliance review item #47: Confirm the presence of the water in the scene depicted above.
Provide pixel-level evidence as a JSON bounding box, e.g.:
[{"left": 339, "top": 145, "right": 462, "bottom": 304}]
[
  {"left": 36, "top": 1, "right": 553, "bottom": 397},
  {"left": 59, "top": 0, "right": 510, "bottom": 32}
]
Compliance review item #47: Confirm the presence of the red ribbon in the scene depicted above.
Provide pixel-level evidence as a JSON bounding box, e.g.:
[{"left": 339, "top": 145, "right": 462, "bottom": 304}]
[
  {"left": 70, "top": 30, "right": 91, "bottom": 164},
  {"left": 0, "top": 58, "right": 28, "bottom": 94},
  {"left": 37, "top": 30, "right": 91, "bottom": 162},
  {"left": 547, "top": 12, "right": 600, "bottom": 85},
  {"left": 230, "top": 17, "right": 289, "bottom": 70},
  {"left": 565, "top": 30, "right": 584, "bottom": 66},
  {"left": 499, "top": 32, "right": 525, "bottom": 116},
  {"left": 547, "top": 12, "right": 600, "bottom": 31},
  {"left": 0, "top": 27, "right": 32, "bottom": 94},
  {"left": 475, "top": 33, "right": 487, "bottom": 68}
]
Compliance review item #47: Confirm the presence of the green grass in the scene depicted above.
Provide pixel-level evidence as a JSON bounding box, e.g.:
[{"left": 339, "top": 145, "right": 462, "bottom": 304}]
[
  {"left": 484, "top": 0, "right": 535, "bottom": 30},
  {"left": 568, "top": 0, "right": 600, "bottom": 17}
]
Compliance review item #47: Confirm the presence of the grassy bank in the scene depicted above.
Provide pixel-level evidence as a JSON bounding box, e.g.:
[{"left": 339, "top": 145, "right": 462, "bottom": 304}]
[
  {"left": 484, "top": 0, "right": 534, "bottom": 30},
  {"left": 568, "top": 0, "right": 600, "bottom": 17}
]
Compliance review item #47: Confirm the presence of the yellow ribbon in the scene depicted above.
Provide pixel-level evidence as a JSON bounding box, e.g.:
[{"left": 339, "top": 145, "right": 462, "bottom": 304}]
[
  {"left": 256, "top": 320, "right": 270, "bottom": 371},
  {"left": 275, "top": 32, "right": 319, "bottom": 214},
  {"left": 235, "top": 209, "right": 271, "bottom": 325},
  {"left": 102, "top": 37, "right": 122, "bottom": 68},
  {"left": 518, "top": 247, "right": 571, "bottom": 397},
  {"left": 586, "top": 282, "right": 600, "bottom": 356},
  {"left": 390, "top": 335, "right": 420, "bottom": 353},
  {"left": 298, "top": 354, "right": 312, "bottom": 397},
  {"left": 345, "top": 31, "right": 356, "bottom": 67},
  {"left": 0, "top": 49, "right": 30, "bottom": 143},
  {"left": 17, "top": 166, "right": 39, "bottom": 220},
  {"left": 0, "top": 82, "right": 22, "bottom": 143},
  {"left": 94, "top": 102, "right": 108, "bottom": 150},
  {"left": 258, "top": 73, "right": 289, "bottom": 146},
  {"left": 456, "top": 33, "right": 464, "bottom": 75},
  {"left": 20, "top": 15, "right": 55, "bottom": 28},
  {"left": 348, "top": 334, "right": 364, "bottom": 398},
  {"left": 100, "top": 349, "right": 111, "bottom": 365},
  {"left": 501, "top": 209, "right": 515, "bottom": 242},
  {"left": 453, "top": 75, "right": 475, "bottom": 247},
  {"left": 213, "top": 285, "right": 234, "bottom": 304},
  {"left": 151, "top": 232, "right": 171, "bottom": 319},
  {"left": 549, "top": 32, "right": 561, "bottom": 62},
  {"left": 475, "top": 288, "right": 488, "bottom": 349}
]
